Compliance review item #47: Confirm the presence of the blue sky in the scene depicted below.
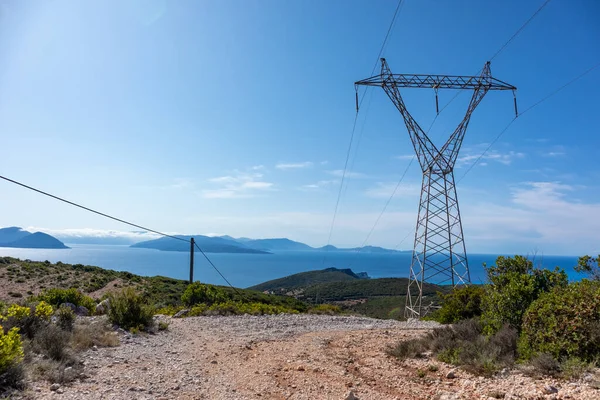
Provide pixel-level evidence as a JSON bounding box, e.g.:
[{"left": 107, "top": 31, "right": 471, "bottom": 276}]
[{"left": 0, "top": 0, "right": 599, "bottom": 255}]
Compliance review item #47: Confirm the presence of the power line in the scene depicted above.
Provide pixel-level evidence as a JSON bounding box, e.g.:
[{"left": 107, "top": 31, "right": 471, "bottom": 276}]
[
  {"left": 0, "top": 174, "right": 246, "bottom": 291},
  {"left": 0, "top": 174, "right": 187, "bottom": 242},
  {"left": 193, "top": 241, "right": 243, "bottom": 296},
  {"left": 489, "top": 0, "right": 552, "bottom": 63},
  {"left": 321, "top": 0, "right": 406, "bottom": 264},
  {"left": 458, "top": 61, "right": 600, "bottom": 183},
  {"left": 427, "top": 0, "right": 553, "bottom": 135}
]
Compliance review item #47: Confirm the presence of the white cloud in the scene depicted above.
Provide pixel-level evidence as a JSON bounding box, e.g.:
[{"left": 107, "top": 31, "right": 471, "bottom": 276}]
[
  {"left": 327, "top": 170, "right": 367, "bottom": 178},
  {"left": 25, "top": 227, "right": 161, "bottom": 244},
  {"left": 301, "top": 180, "right": 339, "bottom": 190},
  {"left": 462, "top": 181, "right": 600, "bottom": 254},
  {"left": 365, "top": 182, "right": 420, "bottom": 199},
  {"left": 202, "top": 170, "right": 274, "bottom": 199},
  {"left": 395, "top": 154, "right": 415, "bottom": 161},
  {"left": 544, "top": 152, "right": 565, "bottom": 157},
  {"left": 457, "top": 150, "right": 525, "bottom": 167},
  {"left": 242, "top": 181, "right": 273, "bottom": 189},
  {"left": 276, "top": 162, "right": 313, "bottom": 170}
]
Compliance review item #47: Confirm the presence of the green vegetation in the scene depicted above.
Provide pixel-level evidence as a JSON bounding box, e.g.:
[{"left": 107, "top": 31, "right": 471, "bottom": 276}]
[
  {"left": 0, "top": 299, "right": 118, "bottom": 390},
  {"left": 394, "top": 255, "right": 600, "bottom": 378},
  {"left": 575, "top": 254, "right": 600, "bottom": 281},
  {"left": 428, "top": 285, "right": 484, "bottom": 324},
  {"left": 249, "top": 267, "right": 362, "bottom": 293},
  {"left": 107, "top": 288, "right": 155, "bottom": 331},
  {"left": 33, "top": 288, "right": 97, "bottom": 313},
  {"left": 481, "top": 255, "right": 568, "bottom": 334},
  {"left": 182, "top": 282, "right": 227, "bottom": 306},
  {"left": 388, "top": 319, "right": 517, "bottom": 376},
  {"left": 0, "top": 325, "right": 23, "bottom": 375},
  {"left": 520, "top": 279, "right": 600, "bottom": 361}
]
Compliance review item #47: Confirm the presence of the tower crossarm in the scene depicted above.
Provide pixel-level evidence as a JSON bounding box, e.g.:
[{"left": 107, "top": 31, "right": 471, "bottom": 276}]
[
  {"left": 355, "top": 65, "right": 516, "bottom": 91},
  {"left": 376, "top": 59, "right": 448, "bottom": 173}
]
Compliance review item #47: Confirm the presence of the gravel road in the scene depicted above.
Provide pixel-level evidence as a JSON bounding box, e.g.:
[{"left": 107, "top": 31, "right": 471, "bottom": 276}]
[{"left": 17, "top": 314, "right": 600, "bottom": 400}]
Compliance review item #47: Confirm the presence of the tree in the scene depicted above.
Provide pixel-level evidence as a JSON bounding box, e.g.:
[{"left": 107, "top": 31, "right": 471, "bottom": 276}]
[
  {"left": 481, "top": 256, "right": 567, "bottom": 334},
  {"left": 574, "top": 255, "right": 600, "bottom": 281}
]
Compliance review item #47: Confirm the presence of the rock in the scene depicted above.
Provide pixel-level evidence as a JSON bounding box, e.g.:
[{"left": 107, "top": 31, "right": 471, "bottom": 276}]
[
  {"left": 434, "top": 392, "right": 459, "bottom": 400},
  {"left": 173, "top": 309, "right": 190, "bottom": 318},
  {"left": 56, "top": 388, "right": 64, "bottom": 394},
  {"left": 96, "top": 299, "right": 110, "bottom": 315},
  {"left": 75, "top": 305, "right": 89, "bottom": 316},
  {"left": 297, "top": 365, "right": 305, "bottom": 371},
  {"left": 543, "top": 385, "right": 558, "bottom": 394},
  {"left": 50, "top": 383, "right": 61, "bottom": 391},
  {"left": 345, "top": 391, "right": 359, "bottom": 400},
  {"left": 446, "top": 369, "right": 457, "bottom": 379}
]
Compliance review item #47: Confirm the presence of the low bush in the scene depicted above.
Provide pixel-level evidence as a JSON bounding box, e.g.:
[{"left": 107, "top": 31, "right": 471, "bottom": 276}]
[
  {"left": 387, "top": 319, "right": 517, "bottom": 376},
  {"left": 186, "top": 301, "right": 297, "bottom": 317},
  {"left": 107, "top": 288, "right": 154, "bottom": 331},
  {"left": 31, "top": 324, "right": 73, "bottom": 363},
  {"left": 181, "top": 283, "right": 227, "bottom": 307},
  {"left": 520, "top": 280, "right": 600, "bottom": 361},
  {"left": 71, "top": 321, "right": 119, "bottom": 351},
  {"left": 308, "top": 304, "right": 342, "bottom": 315},
  {"left": 430, "top": 285, "right": 484, "bottom": 324},
  {"left": 34, "top": 288, "right": 96, "bottom": 314},
  {"left": 56, "top": 306, "right": 76, "bottom": 332},
  {"left": 0, "top": 325, "right": 24, "bottom": 375},
  {"left": 530, "top": 353, "right": 561, "bottom": 377}
]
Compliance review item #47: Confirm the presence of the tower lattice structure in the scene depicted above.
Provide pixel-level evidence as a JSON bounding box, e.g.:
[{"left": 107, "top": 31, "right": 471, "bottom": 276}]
[{"left": 356, "top": 59, "right": 516, "bottom": 318}]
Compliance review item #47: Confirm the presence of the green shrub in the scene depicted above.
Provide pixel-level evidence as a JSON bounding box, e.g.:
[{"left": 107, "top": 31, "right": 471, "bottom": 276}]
[
  {"left": 107, "top": 288, "right": 154, "bottom": 331},
  {"left": 35, "top": 288, "right": 96, "bottom": 314},
  {"left": 575, "top": 255, "right": 600, "bottom": 281},
  {"left": 181, "top": 283, "right": 227, "bottom": 307},
  {"left": 520, "top": 280, "right": 600, "bottom": 361},
  {"left": 481, "top": 256, "right": 567, "bottom": 334},
  {"left": 0, "top": 325, "right": 24, "bottom": 374},
  {"left": 308, "top": 304, "right": 342, "bottom": 315},
  {"left": 430, "top": 285, "right": 484, "bottom": 324},
  {"left": 158, "top": 321, "right": 169, "bottom": 331},
  {"left": 387, "top": 319, "right": 517, "bottom": 376},
  {"left": 56, "top": 306, "right": 76, "bottom": 332}
]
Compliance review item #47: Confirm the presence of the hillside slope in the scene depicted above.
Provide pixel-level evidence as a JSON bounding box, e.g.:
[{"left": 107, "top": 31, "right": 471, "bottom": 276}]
[{"left": 248, "top": 267, "right": 365, "bottom": 293}]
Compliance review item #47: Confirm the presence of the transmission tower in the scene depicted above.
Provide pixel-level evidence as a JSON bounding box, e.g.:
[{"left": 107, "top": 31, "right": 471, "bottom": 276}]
[{"left": 355, "top": 58, "right": 516, "bottom": 318}]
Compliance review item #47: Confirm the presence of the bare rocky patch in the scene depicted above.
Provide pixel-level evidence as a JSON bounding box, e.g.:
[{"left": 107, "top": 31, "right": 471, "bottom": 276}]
[{"left": 6, "top": 314, "right": 598, "bottom": 400}]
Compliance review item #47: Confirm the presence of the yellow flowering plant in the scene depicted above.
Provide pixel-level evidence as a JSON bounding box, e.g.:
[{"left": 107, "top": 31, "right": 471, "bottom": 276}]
[{"left": 0, "top": 325, "right": 24, "bottom": 373}]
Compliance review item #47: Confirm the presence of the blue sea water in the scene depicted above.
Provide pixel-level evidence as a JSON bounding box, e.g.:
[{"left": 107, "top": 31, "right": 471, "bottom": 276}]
[{"left": 0, "top": 244, "right": 584, "bottom": 288}]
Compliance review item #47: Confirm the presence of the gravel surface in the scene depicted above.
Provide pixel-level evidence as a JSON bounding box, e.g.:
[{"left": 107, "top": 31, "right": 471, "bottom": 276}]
[{"left": 12, "top": 314, "right": 600, "bottom": 399}]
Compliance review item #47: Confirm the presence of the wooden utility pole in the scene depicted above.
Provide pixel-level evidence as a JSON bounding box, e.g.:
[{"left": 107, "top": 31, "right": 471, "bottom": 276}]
[{"left": 189, "top": 237, "right": 195, "bottom": 284}]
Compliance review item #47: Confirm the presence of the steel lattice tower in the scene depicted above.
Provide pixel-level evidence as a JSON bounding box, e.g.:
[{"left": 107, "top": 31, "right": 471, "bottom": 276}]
[{"left": 356, "top": 59, "right": 516, "bottom": 318}]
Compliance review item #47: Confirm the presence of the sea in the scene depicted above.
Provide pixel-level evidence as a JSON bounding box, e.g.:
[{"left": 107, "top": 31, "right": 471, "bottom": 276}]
[{"left": 0, "top": 244, "right": 585, "bottom": 288}]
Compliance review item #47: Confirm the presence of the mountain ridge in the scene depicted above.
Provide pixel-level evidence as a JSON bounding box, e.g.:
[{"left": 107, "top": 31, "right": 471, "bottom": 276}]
[
  {"left": 131, "top": 234, "right": 404, "bottom": 254},
  {"left": 0, "top": 227, "right": 69, "bottom": 249}
]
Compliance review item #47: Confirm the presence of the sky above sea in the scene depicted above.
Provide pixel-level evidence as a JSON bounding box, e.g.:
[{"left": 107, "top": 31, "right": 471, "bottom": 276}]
[{"left": 0, "top": 0, "right": 599, "bottom": 256}]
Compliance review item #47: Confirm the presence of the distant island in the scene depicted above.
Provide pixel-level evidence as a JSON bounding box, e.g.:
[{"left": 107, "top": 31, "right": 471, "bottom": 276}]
[
  {"left": 131, "top": 235, "right": 406, "bottom": 254},
  {"left": 0, "top": 227, "right": 69, "bottom": 249}
]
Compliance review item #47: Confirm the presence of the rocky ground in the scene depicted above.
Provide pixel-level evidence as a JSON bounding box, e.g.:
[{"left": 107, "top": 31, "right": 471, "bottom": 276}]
[{"left": 12, "top": 314, "right": 600, "bottom": 399}]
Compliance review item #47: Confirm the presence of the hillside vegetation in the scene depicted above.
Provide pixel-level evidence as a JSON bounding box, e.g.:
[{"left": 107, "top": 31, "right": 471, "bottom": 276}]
[
  {"left": 0, "top": 257, "right": 304, "bottom": 312},
  {"left": 249, "top": 267, "right": 449, "bottom": 319},
  {"left": 248, "top": 267, "right": 363, "bottom": 293}
]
